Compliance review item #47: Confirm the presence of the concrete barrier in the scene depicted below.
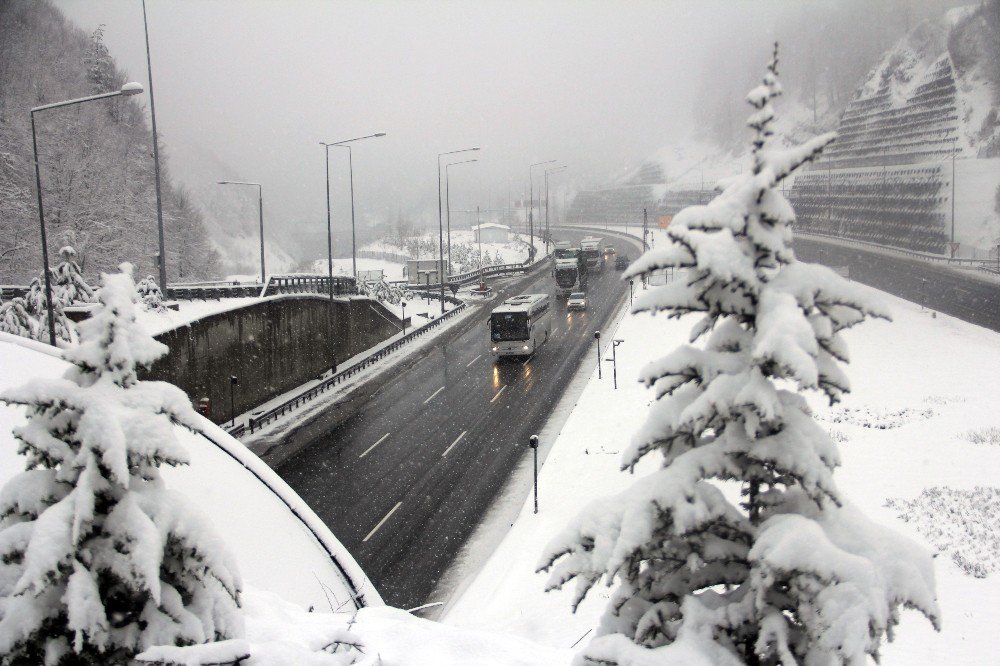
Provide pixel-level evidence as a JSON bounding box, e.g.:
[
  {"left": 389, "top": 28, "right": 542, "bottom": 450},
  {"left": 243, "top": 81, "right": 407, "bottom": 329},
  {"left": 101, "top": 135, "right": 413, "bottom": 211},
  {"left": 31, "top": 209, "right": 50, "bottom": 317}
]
[{"left": 140, "top": 295, "right": 401, "bottom": 425}]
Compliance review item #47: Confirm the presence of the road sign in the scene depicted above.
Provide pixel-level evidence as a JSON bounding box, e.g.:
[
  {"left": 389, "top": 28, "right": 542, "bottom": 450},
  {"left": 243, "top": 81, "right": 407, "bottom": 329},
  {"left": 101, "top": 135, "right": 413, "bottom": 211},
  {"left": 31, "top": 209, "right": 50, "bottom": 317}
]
[
  {"left": 658, "top": 215, "right": 673, "bottom": 229},
  {"left": 948, "top": 242, "right": 960, "bottom": 258}
]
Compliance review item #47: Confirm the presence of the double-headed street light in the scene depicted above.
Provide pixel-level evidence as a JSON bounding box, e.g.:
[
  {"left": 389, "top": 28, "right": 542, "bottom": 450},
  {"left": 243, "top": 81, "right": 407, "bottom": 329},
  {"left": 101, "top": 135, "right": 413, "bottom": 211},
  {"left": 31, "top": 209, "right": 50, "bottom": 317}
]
[
  {"left": 438, "top": 146, "right": 480, "bottom": 313},
  {"left": 528, "top": 160, "right": 556, "bottom": 260},
  {"left": 31, "top": 81, "right": 145, "bottom": 346},
  {"left": 217, "top": 181, "right": 265, "bottom": 283},
  {"left": 321, "top": 133, "right": 386, "bottom": 282},
  {"left": 544, "top": 165, "right": 567, "bottom": 252},
  {"left": 446, "top": 158, "right": 478, "bottom": 274}
]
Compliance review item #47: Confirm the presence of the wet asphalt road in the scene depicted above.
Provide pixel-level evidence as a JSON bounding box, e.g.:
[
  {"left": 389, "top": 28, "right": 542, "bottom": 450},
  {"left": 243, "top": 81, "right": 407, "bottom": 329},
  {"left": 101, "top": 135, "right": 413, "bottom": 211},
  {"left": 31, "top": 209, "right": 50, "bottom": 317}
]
[{"left": 277, "top": 230, "right": 642, "bottom": 609}]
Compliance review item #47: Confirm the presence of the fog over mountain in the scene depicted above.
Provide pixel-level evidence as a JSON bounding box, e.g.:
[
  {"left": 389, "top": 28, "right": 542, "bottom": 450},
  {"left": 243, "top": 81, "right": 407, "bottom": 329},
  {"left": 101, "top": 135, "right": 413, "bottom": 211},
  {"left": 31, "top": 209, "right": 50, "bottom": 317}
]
[{"left": 52, "top": 0, "right": 967, "bottom": 262}]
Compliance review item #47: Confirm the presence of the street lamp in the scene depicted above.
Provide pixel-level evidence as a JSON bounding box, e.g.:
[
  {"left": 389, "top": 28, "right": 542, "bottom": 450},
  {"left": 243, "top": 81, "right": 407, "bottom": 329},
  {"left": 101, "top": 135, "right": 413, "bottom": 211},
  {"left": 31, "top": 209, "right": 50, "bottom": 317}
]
[
  {"left": 528, "top": 160, "right": 556, "bottom": 260},
  {"left": 438, "top": 147, "right": 480, "bottom": 313},
  {"left": 217, "top": 181, "right": 265, "bottom": 283},
  {"left": 544, "top": 165, "right": 567, "bottom": 254},
  {"left": 141, "top": 0, "right": 168, "bottom": 293},
  {"left": 321, "top": 133, "right": 386, "bottom": 280},
  {"left": 446, "top": 158, "right": 478, "bottom": 274},
  {"left": 31, "top": 81, "right": 145, "bottom": 346}
]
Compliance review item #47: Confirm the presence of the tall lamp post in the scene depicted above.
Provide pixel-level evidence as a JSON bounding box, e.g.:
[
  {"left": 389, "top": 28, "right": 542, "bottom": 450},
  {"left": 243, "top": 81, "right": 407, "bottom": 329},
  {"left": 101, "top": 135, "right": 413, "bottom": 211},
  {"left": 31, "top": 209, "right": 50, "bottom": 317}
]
[
  {"left": 438, "top": 146, "right": 479, "bottom": 313},
  {"left": 446, "top": 158, "right": 477, "bottom": 274},
  {"left": 141, "top": 0, "right": 168, "bottom": 292},
  {"left": 544, "top": 165, "right": 567, "bottom": 253},
  {"left": 528, "top": 160, "right": 556, "bottom": 260},
  {"left": 31, "top": 81, "right": 145, "bottom": 346},
  {"left": 321, "top": 133, "right": 386, "bottom": 280},
  {"left": 217, "top": 181, "right": 265, "bottom": 283}
]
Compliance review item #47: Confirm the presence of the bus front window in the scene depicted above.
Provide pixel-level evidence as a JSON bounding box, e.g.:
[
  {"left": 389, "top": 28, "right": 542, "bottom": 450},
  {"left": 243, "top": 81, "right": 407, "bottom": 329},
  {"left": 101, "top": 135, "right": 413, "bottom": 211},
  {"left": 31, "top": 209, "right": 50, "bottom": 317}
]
[{"left": 491, "top": 313, "right": 529, "bottom": 341}]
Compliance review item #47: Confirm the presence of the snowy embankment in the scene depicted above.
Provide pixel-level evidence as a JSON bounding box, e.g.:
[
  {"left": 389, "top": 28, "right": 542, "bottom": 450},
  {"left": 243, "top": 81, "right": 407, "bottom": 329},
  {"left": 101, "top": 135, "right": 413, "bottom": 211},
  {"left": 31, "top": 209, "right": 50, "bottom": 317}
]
[{"left": 445, "top": 276, "right": 1000, "bottom": 663}]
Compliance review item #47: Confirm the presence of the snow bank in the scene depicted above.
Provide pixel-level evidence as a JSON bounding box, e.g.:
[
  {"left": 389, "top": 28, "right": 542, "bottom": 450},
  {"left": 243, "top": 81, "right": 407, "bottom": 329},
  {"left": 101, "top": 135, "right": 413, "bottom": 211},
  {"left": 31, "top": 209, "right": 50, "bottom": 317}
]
[{"left": 445, "top": 241, "right": 1000, "bottom": 663}]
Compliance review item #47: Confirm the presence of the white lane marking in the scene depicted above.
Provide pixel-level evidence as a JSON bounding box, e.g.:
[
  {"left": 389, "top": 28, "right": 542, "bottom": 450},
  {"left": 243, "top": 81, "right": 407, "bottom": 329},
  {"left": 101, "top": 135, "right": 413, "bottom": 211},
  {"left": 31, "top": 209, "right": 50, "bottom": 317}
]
[
  {"left": 551, "top": 327, "right": 559, "bottom": 335},
  {"left": 423, "top": 386, "right": 445, "bottom": 404},
  {"left": 442, "top": 430, "right": 467, "bottom": 457},
  {"left": 466, "top": 354, "right": 482, "bottom": 368},
  {"left": 490, "top": 385, "right": 507, "bottom": 403},
  {"left": 522, "top": 354, "right": 534, "bottom": 366},
  {"left": 363, "top": 501, "right": 402, "bottom": 542},
  {"left": 359, "top": 433, "right": 390, "bottom": 459}
]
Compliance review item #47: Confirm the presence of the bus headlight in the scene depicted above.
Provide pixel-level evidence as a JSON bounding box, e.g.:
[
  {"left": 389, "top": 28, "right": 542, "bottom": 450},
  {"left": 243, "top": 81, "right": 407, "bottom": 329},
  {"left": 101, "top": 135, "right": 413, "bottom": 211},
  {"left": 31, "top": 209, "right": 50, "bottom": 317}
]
[
  {"left": 523, "top": 345, "right": 529, "bottom": 350},
  {"left": 492, "top": 346, "right": 498, "bottom": 351}
]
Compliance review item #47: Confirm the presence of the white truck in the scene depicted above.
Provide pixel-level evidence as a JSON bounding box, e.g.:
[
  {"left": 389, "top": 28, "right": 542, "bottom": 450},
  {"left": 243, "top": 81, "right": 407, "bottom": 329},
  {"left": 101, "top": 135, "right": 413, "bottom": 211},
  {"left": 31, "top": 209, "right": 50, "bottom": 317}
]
[{"left": 580, "top": 236, "right": 604, "bottom": 275}]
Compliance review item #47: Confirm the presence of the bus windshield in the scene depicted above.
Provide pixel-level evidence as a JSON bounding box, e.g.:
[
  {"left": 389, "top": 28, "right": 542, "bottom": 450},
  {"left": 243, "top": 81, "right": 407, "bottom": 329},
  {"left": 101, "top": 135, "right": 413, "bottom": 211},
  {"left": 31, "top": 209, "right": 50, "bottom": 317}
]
[{"left": 491, "top": 312, "right": 529, "bottom": 341}]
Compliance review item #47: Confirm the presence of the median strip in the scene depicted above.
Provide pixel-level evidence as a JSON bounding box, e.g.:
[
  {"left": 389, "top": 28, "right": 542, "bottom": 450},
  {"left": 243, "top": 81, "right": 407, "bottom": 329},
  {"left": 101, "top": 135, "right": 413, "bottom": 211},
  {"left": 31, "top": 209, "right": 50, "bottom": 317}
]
[
  {"left": 363, "top": 501, "right": 402, "bottom": 542},
  {"left": 423, "top": 386, "right": 445, "bottom": 404},
  {"left": 490, "top": 385, "right": 507, "bottom": 403},
  {"left": 359, "top": 433, "right": 390, "bottom": 459},
  {"left": 442, "top": 430, "right": 468, "bottom": 457}
]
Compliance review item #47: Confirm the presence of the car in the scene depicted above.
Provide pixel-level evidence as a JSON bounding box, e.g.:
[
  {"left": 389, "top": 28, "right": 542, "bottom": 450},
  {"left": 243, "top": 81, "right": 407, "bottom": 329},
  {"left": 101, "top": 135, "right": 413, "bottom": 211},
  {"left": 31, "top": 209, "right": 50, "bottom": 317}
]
[
  {"left": 603, "top": 246, "right": 616, "bottom": 255},
  {"left": 567, "top": 292, "right": 587, "bottom": 311},
  {"left": 615, "top": 255, "right": 630, "bottom": 271}
]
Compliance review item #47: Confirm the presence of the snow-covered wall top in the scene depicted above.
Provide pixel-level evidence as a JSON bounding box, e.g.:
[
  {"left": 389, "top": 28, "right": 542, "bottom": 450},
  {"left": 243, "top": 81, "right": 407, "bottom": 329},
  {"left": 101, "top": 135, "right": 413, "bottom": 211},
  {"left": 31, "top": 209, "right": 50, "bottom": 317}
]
[{"left": 0, "top": 333, "right": 381, "bottom": 613}]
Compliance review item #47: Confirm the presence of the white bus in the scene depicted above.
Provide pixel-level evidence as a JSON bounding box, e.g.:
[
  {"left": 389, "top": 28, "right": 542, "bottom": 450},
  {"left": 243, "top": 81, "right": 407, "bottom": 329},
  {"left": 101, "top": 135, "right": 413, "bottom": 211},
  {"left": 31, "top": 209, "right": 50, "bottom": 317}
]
[{"left": 489, "top": 293, "right": 552, "bottom": 357}]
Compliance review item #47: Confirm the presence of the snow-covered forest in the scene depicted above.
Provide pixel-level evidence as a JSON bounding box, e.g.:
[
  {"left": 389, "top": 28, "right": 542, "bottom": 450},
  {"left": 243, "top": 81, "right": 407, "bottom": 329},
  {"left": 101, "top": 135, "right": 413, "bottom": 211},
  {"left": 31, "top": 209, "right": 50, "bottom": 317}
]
[{"left": 0, "top": 0, "right": 218, "bottom": 284}]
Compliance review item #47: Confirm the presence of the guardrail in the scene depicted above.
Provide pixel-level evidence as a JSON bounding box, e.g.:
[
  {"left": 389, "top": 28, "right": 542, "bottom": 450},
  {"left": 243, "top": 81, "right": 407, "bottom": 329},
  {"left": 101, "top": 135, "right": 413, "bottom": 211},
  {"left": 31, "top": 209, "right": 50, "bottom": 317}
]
[
  {"left": 235, "top": 301, "right": 469, "bottom": 436},
  {"left": 793, "top": 230, "right": 995, "bottom": 269},
  {"left": 259, "top": 274, "right": 356, "bottom": 298}
]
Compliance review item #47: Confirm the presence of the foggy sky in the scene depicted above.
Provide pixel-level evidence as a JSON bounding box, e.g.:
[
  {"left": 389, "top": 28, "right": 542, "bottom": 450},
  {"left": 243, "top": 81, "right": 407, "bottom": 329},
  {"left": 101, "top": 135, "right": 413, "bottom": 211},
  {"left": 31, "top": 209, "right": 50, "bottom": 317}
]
[{"left": 49, "top": 1, "right": 856, "bottom": 238}]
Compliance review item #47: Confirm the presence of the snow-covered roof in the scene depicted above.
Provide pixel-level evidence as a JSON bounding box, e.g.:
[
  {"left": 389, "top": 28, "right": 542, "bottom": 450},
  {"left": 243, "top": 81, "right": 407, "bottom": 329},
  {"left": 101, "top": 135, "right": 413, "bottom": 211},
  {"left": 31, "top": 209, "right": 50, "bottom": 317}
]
[
  {"left": 0, "top": 333, "right": 379, "bottom": 612},
  {"left": 472, "top": 223, "right": 510, "bottom": 231}
]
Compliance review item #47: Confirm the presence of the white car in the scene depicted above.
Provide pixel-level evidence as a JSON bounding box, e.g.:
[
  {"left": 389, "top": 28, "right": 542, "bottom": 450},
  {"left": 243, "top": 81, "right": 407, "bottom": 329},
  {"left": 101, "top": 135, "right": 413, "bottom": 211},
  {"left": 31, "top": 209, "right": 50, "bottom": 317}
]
[{"left": 567, "top": 292, "right": 587, "bottom": 311}]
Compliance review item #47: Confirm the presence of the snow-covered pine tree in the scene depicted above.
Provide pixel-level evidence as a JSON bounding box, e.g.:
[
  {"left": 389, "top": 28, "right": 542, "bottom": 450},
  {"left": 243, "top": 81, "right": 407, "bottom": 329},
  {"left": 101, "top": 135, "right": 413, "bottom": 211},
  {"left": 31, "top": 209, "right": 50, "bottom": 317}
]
[
  {"left": 0, "top": 296, "right": 40, "bottom": 340},
  {"left": 0, "top": 265, "right": 243, "bottom": 664},
  {"left": 136, "top": 275, "right": 167, "bottom": 313},
  {"left": 52, "top": 245, "right": 95, "bottom": 307},
  {"left": 24, "top": 275, "right": 76, "bottom": 346},
  {"left": 538, "top": 44, "right": 939, "bottom": 666}
]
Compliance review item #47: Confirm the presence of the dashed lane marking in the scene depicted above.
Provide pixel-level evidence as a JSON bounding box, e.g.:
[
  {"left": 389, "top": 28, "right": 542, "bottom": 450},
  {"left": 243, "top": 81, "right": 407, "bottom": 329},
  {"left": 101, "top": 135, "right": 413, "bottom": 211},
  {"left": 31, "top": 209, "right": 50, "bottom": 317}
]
[
  {"left": 363, "top": 502, "right": 402, "bottom": 542},
  {"left": 490, "top": 385, "right": 507, "bottom": 404},
  {"left": 442, "top": 430, "right": 468, "bottom": 457},
  {"left": 359, "top": 433, "right": 390, "bottom": 459},
  {"left": 423, "top": 386, "right": 445, "bottom": 404},
  {"left": 466, "top": 354, "right": 482, "bottom": 367}
]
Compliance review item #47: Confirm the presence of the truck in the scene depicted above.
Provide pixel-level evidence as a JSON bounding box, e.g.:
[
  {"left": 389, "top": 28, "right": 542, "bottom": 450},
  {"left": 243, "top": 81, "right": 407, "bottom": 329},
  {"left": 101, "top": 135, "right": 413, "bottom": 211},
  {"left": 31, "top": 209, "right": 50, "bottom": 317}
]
[
  {"left": 580, "top": 236, "right": 603, "bottom": 275},
  {"left": 554, "top": 257, "right": 586, "bottom": 297}
]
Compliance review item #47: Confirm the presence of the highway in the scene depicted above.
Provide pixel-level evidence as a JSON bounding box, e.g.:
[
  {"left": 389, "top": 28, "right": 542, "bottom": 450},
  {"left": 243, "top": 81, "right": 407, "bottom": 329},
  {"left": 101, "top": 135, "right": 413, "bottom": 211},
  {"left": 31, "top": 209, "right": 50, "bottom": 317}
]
[{"left": 277, "top": 229, "right": 642, "bottom": 609}]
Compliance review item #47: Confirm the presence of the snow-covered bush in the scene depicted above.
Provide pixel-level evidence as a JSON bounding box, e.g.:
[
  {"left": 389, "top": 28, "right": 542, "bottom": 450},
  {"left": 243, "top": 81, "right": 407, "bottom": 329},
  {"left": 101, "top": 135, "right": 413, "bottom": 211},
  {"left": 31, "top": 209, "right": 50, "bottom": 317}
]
[
  {"left": 136, "top": 275, "right": 167, "bottom": 312},
  {"left": 538, "top": 45, "right": 940, "bottom": 665},
  {"left": 885, "top": 486, "right": 1000, "bottom": 578},
  {"left": 52, "top": 245, "right": 95, "bottom": 307},
  {"left": 0, "top": 264, "right": 243, "bottom": 663},
  {"left": 24, "top": 276, "right": 76, "bottom": 346},
  {"left": 0, "top": 296, "right": 39, "bottom": 340}
]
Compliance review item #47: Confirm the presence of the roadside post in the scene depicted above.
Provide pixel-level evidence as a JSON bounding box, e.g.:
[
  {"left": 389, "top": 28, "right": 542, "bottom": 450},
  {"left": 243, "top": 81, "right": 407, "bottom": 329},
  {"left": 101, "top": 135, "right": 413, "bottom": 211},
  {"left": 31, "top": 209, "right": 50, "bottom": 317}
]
[
  {"left": 529, "top": 435, "right": 539, "bottom": 514},
  {"left": 609, "top": 339, "right": 624, "bottom": 389},
  {"left": 229, "top": 375, "right": 238, "bottom": 426},
  {"left": 595, "top": 330, "right": 602, "bottom": 379},
  {"left": 629, "top": 279, "right": 634, "bottom": 305},
  {"left": 401, "top": 300, "right": 407, "bottom": 334}
]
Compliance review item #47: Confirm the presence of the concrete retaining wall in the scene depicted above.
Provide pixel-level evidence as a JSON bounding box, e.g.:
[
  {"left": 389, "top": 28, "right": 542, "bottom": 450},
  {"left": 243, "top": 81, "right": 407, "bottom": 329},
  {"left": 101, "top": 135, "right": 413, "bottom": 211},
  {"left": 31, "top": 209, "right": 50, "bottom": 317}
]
[{"left": 140, "top": 296, "right": 400, "bottom": 424}]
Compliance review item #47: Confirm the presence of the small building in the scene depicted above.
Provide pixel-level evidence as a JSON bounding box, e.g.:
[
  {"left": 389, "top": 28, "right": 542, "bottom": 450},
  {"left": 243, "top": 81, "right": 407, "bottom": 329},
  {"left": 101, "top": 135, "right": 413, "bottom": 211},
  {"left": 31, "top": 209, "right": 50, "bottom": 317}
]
[
  {"left": 472, "top": 223, "right": 510, "bottom": 244},
  {"left": 406, "top": 259, "right": 446, "bottom": 286}
]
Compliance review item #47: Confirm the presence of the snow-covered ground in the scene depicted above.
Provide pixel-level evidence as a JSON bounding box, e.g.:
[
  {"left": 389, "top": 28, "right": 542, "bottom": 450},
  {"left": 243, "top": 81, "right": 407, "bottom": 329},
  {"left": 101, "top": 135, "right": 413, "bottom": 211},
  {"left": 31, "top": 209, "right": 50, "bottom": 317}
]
[{"left": 445, "top": 237, "right": 1000, "bottom": 663}]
